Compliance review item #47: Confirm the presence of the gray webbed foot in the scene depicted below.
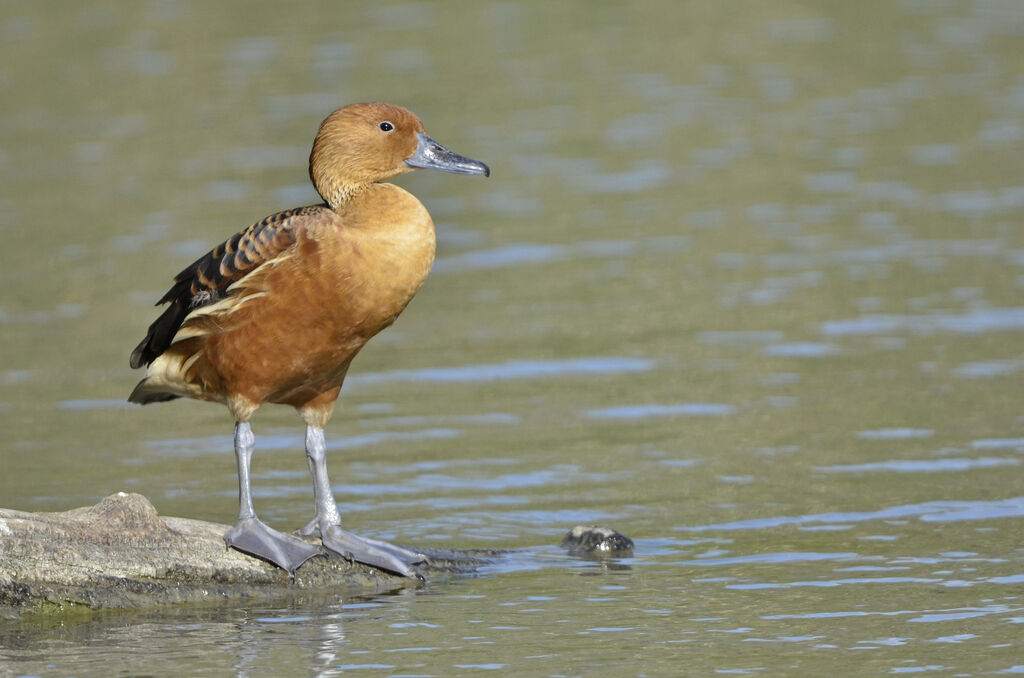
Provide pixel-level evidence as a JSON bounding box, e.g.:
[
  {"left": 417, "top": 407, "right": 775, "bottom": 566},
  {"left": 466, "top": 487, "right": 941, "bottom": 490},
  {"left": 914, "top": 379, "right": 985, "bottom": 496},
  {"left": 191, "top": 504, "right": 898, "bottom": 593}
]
[
  {"left": 321, "top": 525, "right": 428, "bottom": 580},
  {"left": 225, "top": 516, "right": 323, "bottom": 574}
]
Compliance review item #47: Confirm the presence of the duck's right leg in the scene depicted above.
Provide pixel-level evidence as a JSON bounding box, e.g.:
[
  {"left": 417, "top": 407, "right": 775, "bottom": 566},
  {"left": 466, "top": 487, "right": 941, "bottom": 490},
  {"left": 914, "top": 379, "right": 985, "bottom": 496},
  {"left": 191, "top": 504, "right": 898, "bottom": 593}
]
[
  {"left": 297, "top": 424, "right": 427, "bottom": 579},
  {"left": 224, "top": 421, "right": 323, "bottom": 574}
]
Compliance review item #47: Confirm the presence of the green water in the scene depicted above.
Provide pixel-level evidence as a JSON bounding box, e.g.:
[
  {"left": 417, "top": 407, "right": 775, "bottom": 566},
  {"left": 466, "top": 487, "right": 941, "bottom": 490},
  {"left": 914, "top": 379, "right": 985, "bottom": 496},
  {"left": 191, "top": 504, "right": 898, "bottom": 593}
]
[{"left": 2, "top": 1, "right": 1024, "bottom": 675}]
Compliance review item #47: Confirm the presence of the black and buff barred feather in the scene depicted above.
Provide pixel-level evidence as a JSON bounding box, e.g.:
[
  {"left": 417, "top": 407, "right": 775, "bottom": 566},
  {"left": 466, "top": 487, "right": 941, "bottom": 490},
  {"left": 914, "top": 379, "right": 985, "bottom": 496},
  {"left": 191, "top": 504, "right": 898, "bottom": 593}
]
[{"left": 129, "top": 206, "right": 326, "bottom": 369}]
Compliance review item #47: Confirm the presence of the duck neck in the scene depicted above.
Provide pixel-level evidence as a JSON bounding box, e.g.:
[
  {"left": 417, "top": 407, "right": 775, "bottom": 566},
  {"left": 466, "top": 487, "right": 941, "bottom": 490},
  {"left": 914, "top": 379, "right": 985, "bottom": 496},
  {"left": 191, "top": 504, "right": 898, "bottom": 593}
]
[{"left": 316, "top": 180, "right": 370, "bottom": 211}]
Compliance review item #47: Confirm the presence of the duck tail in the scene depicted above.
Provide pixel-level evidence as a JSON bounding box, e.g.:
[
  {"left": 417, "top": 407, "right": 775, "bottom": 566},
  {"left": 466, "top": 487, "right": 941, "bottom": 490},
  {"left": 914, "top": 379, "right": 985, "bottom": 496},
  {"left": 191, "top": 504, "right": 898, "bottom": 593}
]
[{"left": 128, "top": 377, "right": 181, "bottom": 405}]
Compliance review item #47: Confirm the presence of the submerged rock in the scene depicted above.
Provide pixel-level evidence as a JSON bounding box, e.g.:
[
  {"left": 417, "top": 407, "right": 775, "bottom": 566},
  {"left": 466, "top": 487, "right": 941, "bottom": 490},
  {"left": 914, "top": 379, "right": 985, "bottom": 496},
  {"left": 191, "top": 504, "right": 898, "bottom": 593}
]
[{"left": 561, "top": 525, "right": 635, "bottom": 555}]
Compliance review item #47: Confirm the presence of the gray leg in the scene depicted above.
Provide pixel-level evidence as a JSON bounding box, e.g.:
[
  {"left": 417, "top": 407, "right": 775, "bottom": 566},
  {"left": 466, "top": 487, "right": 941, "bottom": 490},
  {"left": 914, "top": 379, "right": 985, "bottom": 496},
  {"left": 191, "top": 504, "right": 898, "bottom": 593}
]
[
  {"left": 299, "top": 425, "right": 341, "bottom": 530},
  {"left": 223, "top": 422, "right": 322, "bottom": 574},
  {"left": 235, "top": 421, "right": 257, "bottom": 521},
  {"left": 298, "top": 424, "right": 427, "bottom": 579}
]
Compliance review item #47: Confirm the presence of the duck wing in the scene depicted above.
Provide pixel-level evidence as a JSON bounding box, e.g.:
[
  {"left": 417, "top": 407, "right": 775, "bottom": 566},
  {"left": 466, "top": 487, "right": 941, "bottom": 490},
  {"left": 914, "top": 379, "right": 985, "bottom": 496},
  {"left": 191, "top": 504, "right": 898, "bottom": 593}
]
[{"left": 129, "top": 205, "right": 326, "bottom": 369}]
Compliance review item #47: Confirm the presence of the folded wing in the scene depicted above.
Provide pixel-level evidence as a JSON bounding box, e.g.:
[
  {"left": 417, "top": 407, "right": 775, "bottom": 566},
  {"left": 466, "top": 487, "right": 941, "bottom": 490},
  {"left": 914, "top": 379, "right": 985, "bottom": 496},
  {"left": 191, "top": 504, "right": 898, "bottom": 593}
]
[{"left": 129, "top": 206, "right": 322, "bottom": 369}]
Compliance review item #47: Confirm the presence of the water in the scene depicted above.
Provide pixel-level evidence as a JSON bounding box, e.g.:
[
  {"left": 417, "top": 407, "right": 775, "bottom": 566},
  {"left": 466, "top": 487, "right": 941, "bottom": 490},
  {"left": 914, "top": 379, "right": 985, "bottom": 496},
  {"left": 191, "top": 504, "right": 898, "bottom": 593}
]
[{"left": 2, "top": 0, "right": 1024, "bottom": 675}]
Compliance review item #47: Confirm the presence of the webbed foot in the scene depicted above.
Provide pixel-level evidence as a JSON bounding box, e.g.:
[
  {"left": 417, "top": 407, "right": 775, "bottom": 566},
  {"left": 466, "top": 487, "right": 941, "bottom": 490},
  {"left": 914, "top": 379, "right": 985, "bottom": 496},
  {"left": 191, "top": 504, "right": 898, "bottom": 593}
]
[
  {"left": 321, "top": 525, "right": 428, "bottom": 580},
  {"left": 225, "top": 517, "right": 323, "bottom": 574}
]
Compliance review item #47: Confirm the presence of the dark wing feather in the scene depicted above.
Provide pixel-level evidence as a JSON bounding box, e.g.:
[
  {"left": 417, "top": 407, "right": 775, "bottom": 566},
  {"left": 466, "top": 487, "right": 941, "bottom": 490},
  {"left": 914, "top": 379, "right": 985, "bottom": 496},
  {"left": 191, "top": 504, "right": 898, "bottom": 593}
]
[{"left": 129, "top": 205, "right": 322, "bottom": 368}]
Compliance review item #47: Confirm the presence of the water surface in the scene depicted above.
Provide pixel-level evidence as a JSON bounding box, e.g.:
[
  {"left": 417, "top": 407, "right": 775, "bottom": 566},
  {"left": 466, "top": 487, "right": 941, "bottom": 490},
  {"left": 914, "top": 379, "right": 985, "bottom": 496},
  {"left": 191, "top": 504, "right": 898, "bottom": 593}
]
[{"left": 2, "top": 1, "right": 1024, "bottom": 675}]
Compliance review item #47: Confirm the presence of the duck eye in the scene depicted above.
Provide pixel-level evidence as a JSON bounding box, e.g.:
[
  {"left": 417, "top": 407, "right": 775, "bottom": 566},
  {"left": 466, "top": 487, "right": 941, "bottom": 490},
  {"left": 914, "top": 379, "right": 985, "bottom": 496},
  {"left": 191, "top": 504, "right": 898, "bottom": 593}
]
[{"left": 378, "top": 121, "right": 394, "bottom": 132}]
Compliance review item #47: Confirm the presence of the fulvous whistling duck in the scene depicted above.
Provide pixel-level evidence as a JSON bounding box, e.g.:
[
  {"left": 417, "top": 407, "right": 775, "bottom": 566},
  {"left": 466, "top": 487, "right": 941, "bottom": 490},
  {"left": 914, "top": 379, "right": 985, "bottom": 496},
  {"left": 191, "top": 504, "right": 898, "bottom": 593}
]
[{"left": 129, "top": 103, "right": 489, "bottom": 577}]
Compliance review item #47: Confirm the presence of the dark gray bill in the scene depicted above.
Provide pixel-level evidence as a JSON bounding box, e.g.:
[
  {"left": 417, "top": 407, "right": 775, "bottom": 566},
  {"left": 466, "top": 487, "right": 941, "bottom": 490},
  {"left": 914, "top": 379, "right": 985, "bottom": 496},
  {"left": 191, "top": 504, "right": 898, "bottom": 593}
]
[{"left": 405, "top": 133, "right": 490, "bottom": 177}]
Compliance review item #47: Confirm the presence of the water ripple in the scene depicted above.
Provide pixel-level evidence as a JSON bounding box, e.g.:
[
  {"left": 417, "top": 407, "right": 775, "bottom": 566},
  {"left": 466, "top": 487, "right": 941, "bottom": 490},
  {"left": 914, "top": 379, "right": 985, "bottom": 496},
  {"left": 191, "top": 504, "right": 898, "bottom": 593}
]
[
  {"left": 818, "top": 457, "right": 1018, "bottom": 473},
  {"left": 349, "top": 357, "right": 654, "bottom": 385},
  {"left": 681, "top": 551, "right": 857, "bottom": 567},
  {"left": 147, "top": 428, "right": 461, "bottom": 457},
  {"left": 856, "top": 428, "right": 934, "bottom": 440},
  {"left": 59, "top": 398, "right": 133, "bottom": 411},
  {"left": 970, "top": 438, "right": 1024, "bottom": 450},
  {"left": 763, "top": 342, "right": 839, "bottom": 357},
  {"left": 952, "top": 360, "right": 1024, "bottom": 378},
  {"left": 678, "top": 496, "right": 1024, "bottom": 532},
  {"left": 432, "top": 236, "right": 688, "bottom": 274},
  {"left": 585, "top": 403, "right": 737, "bottom": 420},
  {"left": 820, "top": 307, "right": 1024, "bottom": 336}
]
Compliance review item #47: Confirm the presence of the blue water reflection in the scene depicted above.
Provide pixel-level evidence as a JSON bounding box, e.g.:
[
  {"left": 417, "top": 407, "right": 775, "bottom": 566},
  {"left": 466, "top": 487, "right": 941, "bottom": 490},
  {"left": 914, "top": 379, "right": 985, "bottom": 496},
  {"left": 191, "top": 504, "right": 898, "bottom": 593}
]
[{"left": 679, "top": 497, "right": 1024, "bottom": 532}]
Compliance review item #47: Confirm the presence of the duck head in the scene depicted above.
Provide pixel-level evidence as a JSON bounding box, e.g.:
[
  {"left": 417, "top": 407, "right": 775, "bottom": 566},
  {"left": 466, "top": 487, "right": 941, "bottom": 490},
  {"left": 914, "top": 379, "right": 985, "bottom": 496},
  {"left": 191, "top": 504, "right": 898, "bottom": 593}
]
[{"left": 309, "top": 102, "right": 489, "bottom": 208}]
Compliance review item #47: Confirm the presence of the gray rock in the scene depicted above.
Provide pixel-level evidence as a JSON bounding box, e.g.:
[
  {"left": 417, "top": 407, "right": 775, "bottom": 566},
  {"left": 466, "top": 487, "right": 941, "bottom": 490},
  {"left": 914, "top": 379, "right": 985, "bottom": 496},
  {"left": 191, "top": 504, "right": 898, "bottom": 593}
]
[{"left": 0, "top": 493, "right": 492, "bottom": 612}]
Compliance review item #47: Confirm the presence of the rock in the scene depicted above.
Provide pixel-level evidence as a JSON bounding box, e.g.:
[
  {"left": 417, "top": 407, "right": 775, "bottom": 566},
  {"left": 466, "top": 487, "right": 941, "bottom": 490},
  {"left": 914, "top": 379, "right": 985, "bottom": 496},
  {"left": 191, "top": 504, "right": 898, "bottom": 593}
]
[
  {"left": 560, "top": 525, "right": 635, "bottom": 555},
  {"left": 0, "top": 493, "right": 493, "bottom": 613},
  {"left": 0, "top": 495, "right": 635, "bottom": 615}
]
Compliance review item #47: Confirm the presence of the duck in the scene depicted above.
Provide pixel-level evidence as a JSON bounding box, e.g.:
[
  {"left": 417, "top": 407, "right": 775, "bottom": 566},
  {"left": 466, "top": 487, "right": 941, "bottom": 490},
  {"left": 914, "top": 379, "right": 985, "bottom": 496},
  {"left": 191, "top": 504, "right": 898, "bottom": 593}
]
[{"left": 128, "top": 102, "right": 489, "bottom": 578}]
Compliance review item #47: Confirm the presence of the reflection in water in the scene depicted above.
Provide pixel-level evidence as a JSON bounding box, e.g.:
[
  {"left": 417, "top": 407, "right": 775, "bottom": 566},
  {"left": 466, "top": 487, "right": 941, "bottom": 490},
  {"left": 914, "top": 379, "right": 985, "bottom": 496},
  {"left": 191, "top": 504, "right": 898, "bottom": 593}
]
[
  {"left": 820, "top": 308, "right": 1024, "bottom": 336},
  {"left": 57, "top": 398, "right": 134, "bottom": 410},
  {"left": 763, "top": 604, "right": 1018, "bottom": 622},
  {"left": 818, "top": 457, "right": 1019, "bottom": 473},
  {"left": 856, "top": 428, "right": 934, "bottom": 440},
  {"left": 348, "top": 356, "right": 654, "bottom": 385},
  {"left": 698, "top": 330, "right": 785, "bottom": 344},
  {"left": 682, "top": 551, "right": 859, "bottom": 567},
  {"left": 762, "top": 342, "right": 839, "bottom": 358},
  {"left": 584, "top": 402, "right": 737, "bottom": 419},
  {"left": 970, "top": 438, "right": 1024, "bottom": 450},
  {"left": 0, "top": 303, "right": 84, "bottom": 325},
  {"left": 951, "top": 360, "right": 1024, "bottom": 378},
  {"left": 432, "top": 237, "right": 689, "bottom": 273},
  {"left": 680, "top": 496, "right": 1024, "bottom": 532},
  {"left": 727, "top": 575, "right": 1024, "bottom": 591}
]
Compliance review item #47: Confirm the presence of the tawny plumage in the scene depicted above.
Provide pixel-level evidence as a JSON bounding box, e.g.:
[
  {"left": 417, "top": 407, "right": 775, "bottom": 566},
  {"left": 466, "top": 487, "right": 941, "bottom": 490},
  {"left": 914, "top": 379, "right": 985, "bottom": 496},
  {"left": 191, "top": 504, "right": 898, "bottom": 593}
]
[{"left": 129, "top": 103, "right": 489, "bottom": 577}]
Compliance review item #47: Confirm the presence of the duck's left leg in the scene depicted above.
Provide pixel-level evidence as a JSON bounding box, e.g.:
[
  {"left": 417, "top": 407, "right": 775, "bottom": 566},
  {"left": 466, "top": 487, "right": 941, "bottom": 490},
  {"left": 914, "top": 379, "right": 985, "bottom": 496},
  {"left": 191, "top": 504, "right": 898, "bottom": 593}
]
[
  {"left": 297, "top": 424, "right": 428, "bottom": 579},
  {"left": 223, "top": 421, "right": 323, "bottom": 573}
]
